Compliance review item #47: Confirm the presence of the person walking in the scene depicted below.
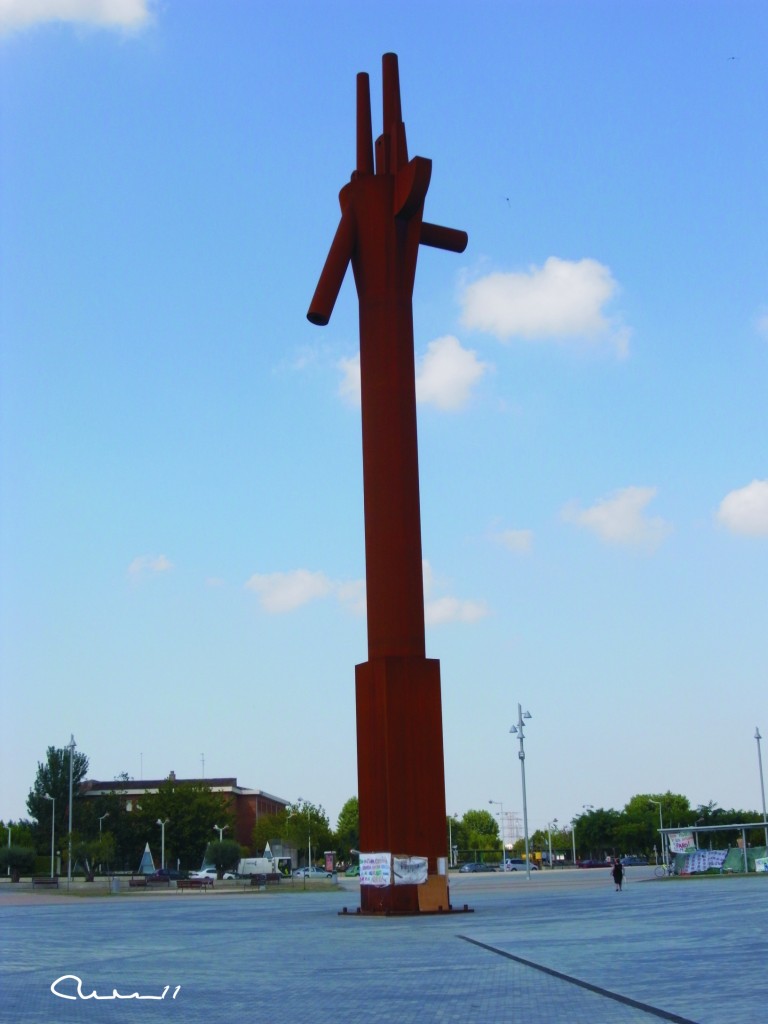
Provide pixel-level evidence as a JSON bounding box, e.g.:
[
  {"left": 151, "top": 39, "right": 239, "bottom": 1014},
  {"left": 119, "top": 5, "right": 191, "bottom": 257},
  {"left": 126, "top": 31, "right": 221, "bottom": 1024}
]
[{"left": 612, "top": 858, "right": 624, "bottom": 891}]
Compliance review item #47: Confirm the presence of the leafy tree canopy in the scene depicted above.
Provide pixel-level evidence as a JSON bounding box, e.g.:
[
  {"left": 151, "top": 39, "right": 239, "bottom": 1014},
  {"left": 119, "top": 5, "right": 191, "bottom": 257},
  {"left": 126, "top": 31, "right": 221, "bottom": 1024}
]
[
  {"left": 334, "top": 796, "right": 359, "bottom": 860},
  {"left": 27, "top": 745, "right": 90, "bottom": 846},
  {"left": 252, "top": 810, "right": 289, "bottom": 855},
  {"left": 204, "top": 839, "right": 242, "bottom": 877},
  {"left": 284, "top": 800, "right": 332, "bottom": 866}
]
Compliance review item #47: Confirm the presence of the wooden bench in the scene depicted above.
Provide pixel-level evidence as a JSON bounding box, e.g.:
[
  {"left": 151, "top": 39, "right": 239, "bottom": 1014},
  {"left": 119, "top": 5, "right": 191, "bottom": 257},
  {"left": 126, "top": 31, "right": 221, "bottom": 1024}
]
[
  {"left": 32, "top": 876, "right": 59, "bottom": 888},
  {"left": 129, "top": 876, "right": 148, "bottom": 888},
  {"left": 176, "top": 878, "right": 213, "bottom": 892},
  {"left": 146, "top": 876, "right": 170, "bottom": 886}
]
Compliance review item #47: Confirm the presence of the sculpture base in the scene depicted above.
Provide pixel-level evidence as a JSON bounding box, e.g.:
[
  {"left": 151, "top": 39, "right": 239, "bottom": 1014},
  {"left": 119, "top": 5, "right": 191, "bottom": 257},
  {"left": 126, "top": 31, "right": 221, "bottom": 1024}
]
[{"left": 355, "top": 655, "right": 449, "bottom": 915}]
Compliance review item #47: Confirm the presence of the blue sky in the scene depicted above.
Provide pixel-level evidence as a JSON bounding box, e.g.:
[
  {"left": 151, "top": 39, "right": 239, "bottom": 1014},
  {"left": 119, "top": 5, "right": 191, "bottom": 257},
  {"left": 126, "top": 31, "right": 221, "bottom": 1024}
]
[{"left": 2, "top": 0, "right": 766, "bottom": 841}]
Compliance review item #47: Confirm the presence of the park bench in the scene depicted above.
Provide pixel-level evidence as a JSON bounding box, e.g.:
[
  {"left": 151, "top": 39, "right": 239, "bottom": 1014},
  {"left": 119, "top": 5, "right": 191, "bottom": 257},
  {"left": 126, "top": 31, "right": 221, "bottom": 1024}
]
[
  {"left": 32, "top": 876, "right": 59, "bottom": 888},
  {"left": 176, "top": 878, "right": 213, "bottom": 892},
  {"left": 146, "top": 875, "right": 170, "bottom": 887},
  {"left": 128, "top": 876, "right": 148, "bottom": 888}
]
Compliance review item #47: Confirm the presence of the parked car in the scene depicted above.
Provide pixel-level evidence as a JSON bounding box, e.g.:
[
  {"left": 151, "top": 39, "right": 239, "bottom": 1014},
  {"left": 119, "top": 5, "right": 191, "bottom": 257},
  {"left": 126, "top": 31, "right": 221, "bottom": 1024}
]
[
  {"left": 293, "top": 866, "right": 333, "bottom": 879},
  {"left": 576, "top": 859, "right": 608, "bottom": 869},
  {"left": 188, "top": 867, "right": 237, "bottom": 880},
  {"left": 344, "top": 864, "right": 360, "bottom": 876},
  {"left": 503, "top": 859, "right": 539, "bottom": 871},
  {"left": 621, "top": 856, "right": 648, "bottom": 866},
  {"left": 149, "top": 868, "right": 187, "bottom": 881},
  {"left": 458, "top": 862, "right": 498, "bottom": 873}
]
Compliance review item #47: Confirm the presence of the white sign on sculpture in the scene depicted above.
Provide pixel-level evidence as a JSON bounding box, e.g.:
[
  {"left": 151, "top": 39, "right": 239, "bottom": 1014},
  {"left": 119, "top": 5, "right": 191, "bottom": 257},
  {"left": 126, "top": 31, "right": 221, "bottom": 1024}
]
[
  {"left": 360, "top": 852, "right": 391, "bottom": 887},
  {"left": 393, "top": 856, "right": 428, "bottom": 885}
]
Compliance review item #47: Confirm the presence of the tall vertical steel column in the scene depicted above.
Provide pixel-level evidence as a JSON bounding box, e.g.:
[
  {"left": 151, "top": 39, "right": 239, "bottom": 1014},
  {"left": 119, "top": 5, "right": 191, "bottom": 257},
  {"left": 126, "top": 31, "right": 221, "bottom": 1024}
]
[{"left": 308, "top": 53, "right": 467, "bottom": 912}]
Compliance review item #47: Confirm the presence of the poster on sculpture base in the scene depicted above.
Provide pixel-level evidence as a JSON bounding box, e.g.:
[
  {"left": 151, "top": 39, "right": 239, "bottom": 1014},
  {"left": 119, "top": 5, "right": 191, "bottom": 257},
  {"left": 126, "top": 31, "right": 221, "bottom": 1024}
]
[
  {"left": 360, "top": 852, "right": 391, "bottom": 887},
  {"left": 393, "top": 856, "right": 428, "bottom": 885}
]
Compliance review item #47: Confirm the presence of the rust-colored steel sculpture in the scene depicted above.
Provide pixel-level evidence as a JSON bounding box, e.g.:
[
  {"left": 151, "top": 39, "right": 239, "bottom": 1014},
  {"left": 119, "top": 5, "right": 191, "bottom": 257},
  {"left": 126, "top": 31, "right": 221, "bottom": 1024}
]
[{"left": 308, "top": 53, "right": 467, "bottom": 913}]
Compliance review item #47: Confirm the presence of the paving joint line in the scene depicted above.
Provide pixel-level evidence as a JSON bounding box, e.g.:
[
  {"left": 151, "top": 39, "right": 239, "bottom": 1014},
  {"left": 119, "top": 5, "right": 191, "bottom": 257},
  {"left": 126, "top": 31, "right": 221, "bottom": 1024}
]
[{"left": 457, "top": 934, "right": 698, "bottom": 1024}]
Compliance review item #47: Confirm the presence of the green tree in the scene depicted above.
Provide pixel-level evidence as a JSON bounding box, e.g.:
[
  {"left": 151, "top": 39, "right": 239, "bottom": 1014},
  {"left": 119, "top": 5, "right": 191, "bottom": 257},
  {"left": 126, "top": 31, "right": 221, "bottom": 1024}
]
[
  {"left": 204, "top": 839, "right": 242, "bottom": 878},
  {"left": 334, "top": 797, "right": 359, "bottom": 862},
  {"left": 460, "top": 809, "right": 500, "bottom": 862},
  {"left": 285, "top": 800, "right": 332, "bottom": 868},
  {"left": 131, "top": 779, "right": 234, "bottom": 870},
  {"left": 0, "top": 845, "right": 36, "bottom": 882},
  {"left": 575, "top": 807, "right": 621, "bottom": 859},
  {"left": 1, "top": 820, "right": 36, "bottom": 851},
  {"left": 26, "top": 745, "right": 90, "bottom": 851},
  {"left": 252, "top": 809, "right": 289, "bottom": 856}
]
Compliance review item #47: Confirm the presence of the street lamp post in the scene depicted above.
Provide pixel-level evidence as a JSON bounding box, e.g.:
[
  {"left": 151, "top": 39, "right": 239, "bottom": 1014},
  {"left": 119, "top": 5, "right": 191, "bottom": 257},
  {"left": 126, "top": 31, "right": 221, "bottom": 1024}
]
[
  {"left": 213, "top": 824, "right": 229, "bottom": 842},
  {"left": 295, "top": 798, "right": 312, "bottom": 888},
  {"left": 756, "top": 727, "right": 768, "bottom": 847},
  {"left": 547, "top": 819, "right": 558, "bottom": 869},
  {"left": 571, "top": 818, "right": 577, "bottom": 866},
  {"left": 99, "top": 812, "right": 109, "bottom": 834},
  {"left": 448, "top": 814, "right": 458, "bottom": 868},
  {"left": 489, "top": 800, "right": 505, "bottom": 868},
  {"left": 44, "top": 794, "right": 55, "bottom": 878},
  {"left": 156, "top": 819, "right": 169, "bottom": 870},
  {"left": 510, "top": 704, "right": 532, "bottom": 880},
  {"left": 5, "top": 824, "right": 10, "bottom": 877},
  {"left": 67, "top": 735, "right": 76, "bottom": 883},
  {"left": 649, "top": 799, "right": 665, "bottom": 868}
]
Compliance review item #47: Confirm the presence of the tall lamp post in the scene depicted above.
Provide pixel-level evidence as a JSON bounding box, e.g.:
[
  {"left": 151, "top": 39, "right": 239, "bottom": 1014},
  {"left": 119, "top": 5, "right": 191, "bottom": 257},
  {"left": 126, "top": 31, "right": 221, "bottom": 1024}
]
[
  {"left": 510, "top": 704, "right": 532, "bottom": 880},
  {"left": 5, "top": 823, "right": 10, "bottom": 877},
  {"left": 43, "top": 794, "right": 55, "bottom": 878},
  {"left": 570, "top": 817, "right": 577, "bottom": 867},
  {"left": 156, "top": 819, "right": 169, "bottom": 870},
  {"left": 547, "top": 819, "right": 558, "bottom": 869},
  {"left": 756, "top": 727, "right": 767, "bottom": 847},
  {"left": 489, "top": 800, "right": 505, "bottom": 867},
  {"left": 67, "top": 735, "right": 76, "bottom": 883},
  {"left": 649, "top": 799, "right": 665, "bottom": 868},
  {"left": 447, "top": 813, "right": 458, "bottom": 868},
  {"left": 213, "top": 824, "right": 229, "bottom": 842}
]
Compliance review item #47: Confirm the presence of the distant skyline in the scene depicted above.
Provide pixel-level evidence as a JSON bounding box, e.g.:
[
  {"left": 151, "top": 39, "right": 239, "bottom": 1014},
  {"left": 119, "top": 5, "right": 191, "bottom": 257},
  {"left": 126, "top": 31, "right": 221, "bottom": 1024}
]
[{"left": 2, "top": 1, "right": 766, "bottom": 835}]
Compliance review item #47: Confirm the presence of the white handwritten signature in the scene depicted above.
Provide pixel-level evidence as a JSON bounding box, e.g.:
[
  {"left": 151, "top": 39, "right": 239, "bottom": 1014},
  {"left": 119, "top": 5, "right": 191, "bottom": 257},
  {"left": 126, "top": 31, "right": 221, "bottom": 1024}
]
[{"left": 51, "top": 975, "right": 181, "bottom": 1001}]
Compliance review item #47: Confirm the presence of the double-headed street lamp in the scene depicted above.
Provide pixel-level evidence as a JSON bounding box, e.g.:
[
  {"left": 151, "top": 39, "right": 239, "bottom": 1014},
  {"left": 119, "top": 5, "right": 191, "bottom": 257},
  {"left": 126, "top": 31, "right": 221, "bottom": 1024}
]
[
  {"left": 510, "top": 704, "right": 532, "bottom": 880},
  {"left": 489, "top": 799, "right": 505, "bottom": 867},
  {"left": 43, "top": 794, "right": 55, "bottom": 878},
  {"left": 756, "top": 727, "right": 767, "bottom": 847},
  {"left": 547, "top": 819, "right": 558, "bottom": 869},
  {"left": 156, "top": 819, "right": 170, "bottom": 870},
  {"left": 67, "top": 735, "right": 76, "bottom": 883},
  {"left": 649, "top": 799, "right": 665, "bottom": 867},
  {"left": 213, "top": 824, "right": 229, "bottom": 842}
]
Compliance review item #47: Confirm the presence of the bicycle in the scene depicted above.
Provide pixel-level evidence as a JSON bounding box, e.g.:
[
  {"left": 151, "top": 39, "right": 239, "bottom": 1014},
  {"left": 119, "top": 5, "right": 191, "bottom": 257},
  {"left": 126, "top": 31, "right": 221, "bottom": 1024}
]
[{"left": 654, "top": 863, "right": 674, "bottom": 877}]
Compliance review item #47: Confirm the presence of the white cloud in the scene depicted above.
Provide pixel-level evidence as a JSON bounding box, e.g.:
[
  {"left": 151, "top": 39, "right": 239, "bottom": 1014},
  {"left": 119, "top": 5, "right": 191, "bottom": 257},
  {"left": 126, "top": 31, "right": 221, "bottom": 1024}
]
[
  {"left": 245, "top": 561, "right": 488, "bottom": 624},
  {"left": 335, "top": 578, "right": 367, "bottom": 616},
  {"left": 0, "top": 0, "right": 153, "bottom": 33},
  {"left": 562, "top": 486, "right": 670, "bottom": 549},
  {"left": 416, "top": 335, "right": 489, "bottom": 411},
  {"left": 716, "top": 479, "right": 768, "bottom": 536},
  {"left": 127, "top": 553, "right": 173, "bottom": 578},
  {"left": 422, "top": 560, "right": 489, "bottom": 626},
  {"left": 425, "top": 595, "right": 488, "bottom": 626},
  {"left": 461, "top": 256, "right": 630, "bottom": 356},
  {"left": 494, "top": 528, "right": 533, "bottom": 554},
  {"left": 244, "top": 569, "right": 333, "bottom": 613},
  {"left": 338, "top": 336, "right": 488, "bottom": 412},
  {"left": 337, "top": 355, "right": 361, "bottom": 406}
]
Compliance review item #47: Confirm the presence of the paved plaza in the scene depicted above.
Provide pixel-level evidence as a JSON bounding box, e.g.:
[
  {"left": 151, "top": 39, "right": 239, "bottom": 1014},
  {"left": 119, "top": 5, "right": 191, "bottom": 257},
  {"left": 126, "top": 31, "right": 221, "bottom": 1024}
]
[{"left": 1, "top": 868, "right": 765, "bottom": 1023}]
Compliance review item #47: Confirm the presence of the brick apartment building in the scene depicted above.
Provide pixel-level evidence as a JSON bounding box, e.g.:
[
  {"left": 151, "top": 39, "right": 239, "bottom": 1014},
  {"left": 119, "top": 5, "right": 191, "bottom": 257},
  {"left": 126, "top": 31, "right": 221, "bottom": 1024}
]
[{"left": 79, "top": 772, "right": 290, "bottom": 849}]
